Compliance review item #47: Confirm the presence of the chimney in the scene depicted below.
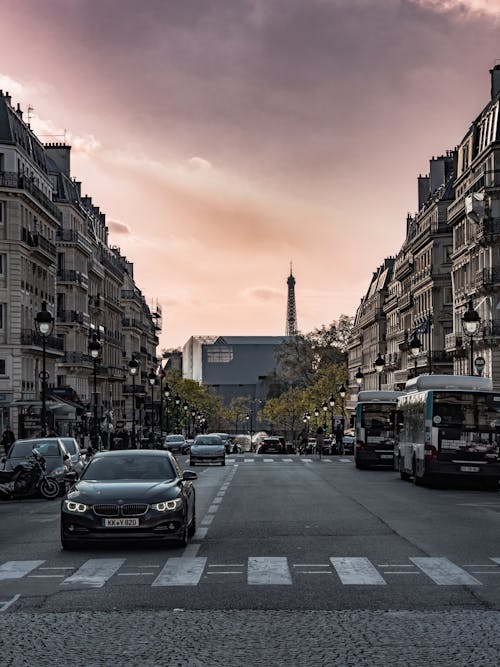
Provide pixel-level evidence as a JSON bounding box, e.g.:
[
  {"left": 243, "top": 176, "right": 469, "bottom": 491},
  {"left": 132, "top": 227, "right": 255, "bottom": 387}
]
[
  {"left": 16, "top": 103, "right": 22, "bottom": 119},
  {"left": 45, "top": 143, "right": 71, "bottom": 177},
  {"left": 418, "top": 174, "right": 430, "bottom": 209},
  {"left": 490, "top": 64, "right": 500, "bottom": 99}
]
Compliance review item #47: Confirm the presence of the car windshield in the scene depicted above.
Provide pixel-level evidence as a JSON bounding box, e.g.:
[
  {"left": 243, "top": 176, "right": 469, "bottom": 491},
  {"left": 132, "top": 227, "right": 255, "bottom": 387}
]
[
  {"left": 9, "top": 440, "right": 61, "bottom": 458},
  {"left": 165, "top": 436, "right": 184, "bottom": 443},
  {"left": 81, "top": 455, "right": 175, "bottom": 481},
  {"left": 195, "top": 437, "right": 222, "bottom": 446},
  {"left": 60, "top": 439, "right": 77, "bottom": 455}
]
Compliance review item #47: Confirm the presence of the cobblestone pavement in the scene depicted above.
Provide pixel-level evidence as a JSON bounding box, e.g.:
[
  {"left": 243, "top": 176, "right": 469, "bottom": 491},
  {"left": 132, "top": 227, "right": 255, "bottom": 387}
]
[{"left": 1, "top": 608, "right": 499, "bottom": 666}]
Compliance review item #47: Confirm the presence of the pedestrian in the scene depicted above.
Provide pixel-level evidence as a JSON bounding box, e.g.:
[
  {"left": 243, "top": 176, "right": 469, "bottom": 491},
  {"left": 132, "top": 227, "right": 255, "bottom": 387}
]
[
  {"left": 315, "top": 426, "right": 325, "bottom": 459},
  {"left": 1, "top": 427, "right": 15, "bottom": 456}
]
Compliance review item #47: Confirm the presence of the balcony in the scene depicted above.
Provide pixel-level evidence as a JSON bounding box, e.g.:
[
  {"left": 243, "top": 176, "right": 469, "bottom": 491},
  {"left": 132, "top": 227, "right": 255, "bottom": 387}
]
[
  {"left": 22, "top": 228, "right": 57, "bottom": 259},
  {"left": 60, "top": 351, "right": 93, "bottom": 366},
  {"left": 56, "top": 228, "right": 93, "bottom": 255},
  {"left": 0, "top": 171, "right": 62, "bottom": 221},
  {"left": 474, "top": 267, "right": 500, "bottom": 290},
  {"left": 411, "top": 266, "right": 432, "bottom": 288},
  {"left": 122, "top": 384, "right": 146, "bottom": 395},
  {"left": 21, "top": 329, "right": 64, "bottom": 351},
  {"left": 88, "top": 294, "right": 104, "bottom": 309},
  {"left": 431, "top": 350, "right": 452, "bottom": 364},
  {"left": 394, "top": 259, "right": 414, "bottom": 281},
  {"left": 447, "top": 196, "right": 466, "bottom": 223},
  {"left": 477, "top": 218, "right": 500, "bottom": 244},
  {"left": 445, "top": 333, "right": 463, "bottom": 352},
  {"left": 398, "top": 292, "right": 414, "bottom": 312},
  {"left": 121, "top": 290, "right": 137, "bottom": 300},
  {"left": 57, "top": 269, "right": 89, "bottom": 289},
  {"left": 57, "top": 310, "right": 85, "bottom": 325},
  {"left": 122, "top": 317, "right": 142, "bottom": 330}
]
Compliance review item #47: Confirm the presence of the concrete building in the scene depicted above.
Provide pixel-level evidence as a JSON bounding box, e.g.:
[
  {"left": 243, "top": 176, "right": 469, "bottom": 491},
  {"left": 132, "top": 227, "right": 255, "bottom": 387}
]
[{"left": 183, "top": 335, "right": 289, "bottom": 404}]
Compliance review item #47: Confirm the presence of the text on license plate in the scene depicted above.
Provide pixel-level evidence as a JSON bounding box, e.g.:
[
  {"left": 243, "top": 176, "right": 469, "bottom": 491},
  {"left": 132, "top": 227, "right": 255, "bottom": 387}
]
[
  {"left": 380, "top": 454, "right": 393, "bottom": 459},
  {"left": 103, "top": 518, "right": 139, "bottom": 527},
  {"left": 460, "top": 466, "right": 480, "bottom": 473}
]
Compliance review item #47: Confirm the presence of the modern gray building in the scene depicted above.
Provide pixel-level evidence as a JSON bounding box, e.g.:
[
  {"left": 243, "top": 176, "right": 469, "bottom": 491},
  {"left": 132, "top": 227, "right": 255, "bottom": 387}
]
[{"left": 183, "top": 335, "right": 289, "bottom": 404}]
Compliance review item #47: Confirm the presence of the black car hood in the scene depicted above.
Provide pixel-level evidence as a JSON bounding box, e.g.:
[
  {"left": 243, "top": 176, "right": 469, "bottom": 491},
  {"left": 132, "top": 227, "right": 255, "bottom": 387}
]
[{"left": 68, "top": 479, "right": 181, "bottom": 504}]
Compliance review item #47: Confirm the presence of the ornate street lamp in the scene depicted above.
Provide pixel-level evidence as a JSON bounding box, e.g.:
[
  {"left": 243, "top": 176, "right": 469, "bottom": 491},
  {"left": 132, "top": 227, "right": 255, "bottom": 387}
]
[
  {"left": 462, "top": 300, "right": 481, "bottom": 376},
  {"left": 409, "top": 332, "right": 421, "bottom": 378},
  {"left": 329, "top": 394, "right": 335, "bottom": 437},
  {"left": 338, "top": 384, "right": 346, "bottom": 419},
  {"left": 322, "top": 401, "right": 328, "bottom": 431},
  {"left": 88, "top": 334, "right": 102, "bottom": 450},
  {"left": 34, "top": 301, "right": 54, "bottom": 437},
  {"left": 174, "top": 394, "right": 181, "bottom": 432},
  {"left": 374, "top": 354, "right": 385, "bottom": 390},
  {"left": 191, "top": 407, "right": 196, "bottom": 438},
  {"left": 314, "top": 407, "right": 319, "bottom": 428},
  {"left": 355, "top": 367, "right": 364, "bottom": 391},
  {"left": 164, "top": 382, "right": 171, "bottom": 435},
  {"left": 148, "top": 369, "right": 156, "bottom": 446},
  {"left": 128, "top": 356, "right": 139, "bottom": 448}
]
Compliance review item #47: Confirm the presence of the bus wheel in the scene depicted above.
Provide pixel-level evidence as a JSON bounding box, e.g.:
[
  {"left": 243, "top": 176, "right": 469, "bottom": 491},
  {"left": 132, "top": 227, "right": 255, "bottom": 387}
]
[{"left": 412, "top": 458, "right": 425, "bottom": 486}]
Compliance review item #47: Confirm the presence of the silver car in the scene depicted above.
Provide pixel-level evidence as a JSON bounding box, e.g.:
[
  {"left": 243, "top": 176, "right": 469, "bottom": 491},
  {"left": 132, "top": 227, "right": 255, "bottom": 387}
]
[
  {"left": 189, "top": 434, "right": 225, "bottom": 466},
  {"left": 163, "top": 434, "right": 187, "bottom": 455},
  {"left": 59, "top": 437, "right": 88, "bottom": 475}
]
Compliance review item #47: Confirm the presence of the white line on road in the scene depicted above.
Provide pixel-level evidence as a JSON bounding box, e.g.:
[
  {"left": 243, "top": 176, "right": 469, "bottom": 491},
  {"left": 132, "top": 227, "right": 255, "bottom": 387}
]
[
  {"left": 378, "top": 564, "right": 416, "bottom": 567},
  {"left": 330, "top": 557, "right": 387, "bottom": 585},
  {"left": 28, "top": 574, "right": 65, "bottom": 578},
  {"left": 152, "top": 557, "right": 207, "bottom": 586},
  {"left": 0, "top": 594, "right": 20, "bottom": 612},
  {"left": 243, "top": 459, "right": 255, "bottom": 463},
  {"left": 61, "top": 559, "right": 125, "bottom": 588},
  {"left": 38, "top": 566, "right": 75, "bottom": 570},
  {"left": 248, "top": 557, "right": 292, "bottom": 585},
  {"left": 263, "top": 459, "right": 275, "bottom": 463},
  {"left": 490, "top": 558, "right": 500, "bottom": 566},
  {"left": 194, "top": 527, "right": 208, "bottom": 539},
  {"left": 282, "top": 458, "right": 293, "bottom": 462},
  {"left": 302, "top": 459, "right": 313, "bottom": 463},
  {"left": 117, "top": 573, "right": 156, "bottom": 576},
  {"left": 410, "top": 557, "right": 482, "bottom": 585},
  {"left": 293, "top": 564, "right": 331, "bottom": 567},
  {"left": 0, "top": 561, "right": 45, "bottom": 580},
  {"left": 208, "top": 564, "right": 245, "bottom": 567},
  {"left": 200, "top": 515, "right": 214, "bottom": 526},
  {"left": 182, "top": 544, "right": 201, "bottom": 558}
]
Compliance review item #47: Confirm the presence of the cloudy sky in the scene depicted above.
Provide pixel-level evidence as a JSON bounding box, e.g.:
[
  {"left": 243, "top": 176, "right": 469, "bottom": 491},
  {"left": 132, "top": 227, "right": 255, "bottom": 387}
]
[{"left": 1, "top": 0, "right": 499, "bottom": 348}]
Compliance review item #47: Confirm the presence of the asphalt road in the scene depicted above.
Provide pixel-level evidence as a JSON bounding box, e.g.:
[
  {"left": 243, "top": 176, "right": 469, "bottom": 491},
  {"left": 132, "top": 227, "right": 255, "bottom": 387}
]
[{"left": 1, "top": 453, "right": 500, "bottom": 666}]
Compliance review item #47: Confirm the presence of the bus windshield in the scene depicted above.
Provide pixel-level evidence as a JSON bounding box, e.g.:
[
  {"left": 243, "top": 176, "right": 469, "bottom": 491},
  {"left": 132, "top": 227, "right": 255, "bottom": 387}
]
[
  {"left": 433, "top": 392, "right": 500, "bottom": 454},
  {"left": 361, "top": 404, "right": 397, "bottom": 439}
]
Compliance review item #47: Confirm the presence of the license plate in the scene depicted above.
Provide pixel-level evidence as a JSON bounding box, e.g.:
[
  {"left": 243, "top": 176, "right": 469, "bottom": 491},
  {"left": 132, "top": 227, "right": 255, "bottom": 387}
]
[
  {"left": 460, "top": 466, "right": 480, "bottom": 473},
  {"left": 380, "top": 454, "right": 393, "bottom": 459},
  {"left": 103, "top": 518, "right": 139, "bottom": 527}
]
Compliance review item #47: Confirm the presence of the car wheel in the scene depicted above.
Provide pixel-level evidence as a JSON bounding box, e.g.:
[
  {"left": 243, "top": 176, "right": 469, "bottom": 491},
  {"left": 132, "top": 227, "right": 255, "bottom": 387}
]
[
  {"left": 176, "top": 522, "right": 189, "bottom": 548},
  {"left": 188, "top": 508, "right": 196, "bottom": 536},
  {"left": 221, "top": 460, "right": 225, "bottom": 466}
]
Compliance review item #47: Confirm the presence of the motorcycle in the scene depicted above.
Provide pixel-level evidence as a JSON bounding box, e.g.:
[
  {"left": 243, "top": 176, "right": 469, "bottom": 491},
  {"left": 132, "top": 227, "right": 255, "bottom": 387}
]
[{"left": 0, "top": 449, "right": 60, "bottom": 500}]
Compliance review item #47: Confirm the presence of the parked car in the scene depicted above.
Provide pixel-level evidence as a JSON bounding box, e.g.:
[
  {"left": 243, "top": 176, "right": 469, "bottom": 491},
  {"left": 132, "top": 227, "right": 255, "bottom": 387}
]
[
  {"left": 59, "top": 437, "right": 88, "bottom": 475},
  {"left": 60, "top": 449, "right": 197, "bottom": 549},
  {"left": 162, "top": 434, "right": 187, "bottom": 455},
  {"left": 190, "top": 434, "right": 225, "bottom": 466},
  {"left": 1, "top": 437, "right": 73, "bottom": 494},
  {"left": 341, "top": 434, "right": 355, "bottom": 455},
  {"left": 257, "top": 437, "right": 285, "bottom": 454}
]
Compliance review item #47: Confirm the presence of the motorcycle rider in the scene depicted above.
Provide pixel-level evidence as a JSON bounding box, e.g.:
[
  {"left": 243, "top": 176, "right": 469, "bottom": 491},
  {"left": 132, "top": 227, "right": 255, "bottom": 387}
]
[{"left": 1, "top": 427, "right": 15, "bottom": 457}]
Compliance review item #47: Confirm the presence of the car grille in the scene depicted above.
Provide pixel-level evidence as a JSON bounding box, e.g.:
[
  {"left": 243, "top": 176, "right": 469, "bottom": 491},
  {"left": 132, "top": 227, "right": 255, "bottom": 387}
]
[{"left": 92, "top": 503, "right": 149, "bottom": 517}]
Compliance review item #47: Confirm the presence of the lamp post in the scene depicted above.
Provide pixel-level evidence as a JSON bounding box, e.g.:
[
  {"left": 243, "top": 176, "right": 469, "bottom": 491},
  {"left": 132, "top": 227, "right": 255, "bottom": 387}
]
[
  {"left": 164, "top": 383, "right": 171, "bottom": 435},
  {"left": 305, "top": 410, "right": 311, "bottom": 438},
  {"left": 329, "top": 394, "right": 335, "bottom": 438},
  {"left": 409, "top": 332, "right": 421, "bottom": 378},
  {"left": 148, "top": 369, "right": 156, "bottom": 446},
  {"left": 128, "top": 356, "right": 139, "bottom": 448},
  {"left": 322, "top": 401, "right": 328, "bottom": 432},
  {"left": 338, "top": 384, "right": 346, "bottom": 419},
  {"left": 462, "top": 300, "right": 481, "bottom": 376},
  {"left": 88, "top": 334, "right": 102, "bottom": 450},
  {"left": 374, "top": 354, "right": 385, "bottom": 390},
  {"left": 183, "top": 401, "right": 189, "bottom": 436},
  {"left": 158, "top": 365, "right": 165, "bottom": 439},
  {"left": 355, "top": 367, "right": 364, "bottom": 393},
  {"left": 191, "top": 408, "right": 196, "bottom": 438},
  {"left": 174, "top": 394, "right": 181, "bottom": 432},
  {"left": 34, "top": 301, "right": 54, "bottom": 437},
  {"left": 314, "top": 407, "right": 319, "bottom": 428}
]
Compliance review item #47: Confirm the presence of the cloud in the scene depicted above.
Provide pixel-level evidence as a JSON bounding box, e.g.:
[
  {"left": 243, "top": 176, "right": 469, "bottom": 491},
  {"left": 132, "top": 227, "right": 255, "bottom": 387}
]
[
  {"left": 187, "top": 156, "right": 213, "bottom": 170},
  {"left": 107, "top": 218, "right": 132, "bottom": 235},
  {"left": 242, "top": 286, "right": 283, "bottom": 302},
  {"left": 413, "top": 0, "right": 500, "bottom": 18}
]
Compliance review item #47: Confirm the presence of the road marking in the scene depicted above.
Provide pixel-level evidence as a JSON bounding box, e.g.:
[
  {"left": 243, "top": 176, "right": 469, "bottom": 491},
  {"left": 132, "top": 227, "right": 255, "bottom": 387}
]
[
  {"left": 61, "top": 558, "right": 125, "bottom": 588},
  {"left": 378, "top": 564, "right": 416, "bottom": 568},
  {"left": 293, "top": 564, "right": 331, "bottom": 567},
  {"left": 212, "top": 497, "right": 223, "bottom": 504},
  {"left": 490, "top": 558, "right": 500, "bottom": 566},
  {"left": 263, "top": 459, "right": 275, "bottom": 463},
  {"left": 248, "top": 557, "right": 292, "bottom": 585},
  {"left": 339, "top": 458, "right": 352, "bottom": 463},
  {"left": 208, "top": 564, "right": 245, "bottom": 567},
  {"left": 182, "top": 543, "right": 201, "bottom": 558},
  {"left": 200, "top": 515, "right": 214, "bottom": 526},
  {"left": 383, "top": 572, "right": 421, "bottom": 575},
  {"left": 410, "top": 557, "right": 482, "bottom": 585},
  {"left": 243, "top": 459, "right": 255, "bottom": 463},
  {"left": 0, "top": 594, "right": 20, "bottom": 612},
  {"left": 302, "top": 459, "right": 313, "bottom": 463},
  {"left": 28, "top": 574, "right": 65, "bottom": 578},
  {"left": 0, "top": 561, "right": 45, "bottom": 580},
  {"left": 330, "top": 557, "right": 387, "bottom": 585},
  {"left": 321, "top": 459, "right": 333, "bottom": 463},
  {"left": 282, "top": 458, "right": 293, "bottom": 462},
  {"left": 152, "top": 557, "right": 207, "bottom": 586},
  {"left": 117, "top": 572, "right": 156, "bottom": 576},
  {"left": 194, "top": 527, "right": 209, "bottom": 539}
]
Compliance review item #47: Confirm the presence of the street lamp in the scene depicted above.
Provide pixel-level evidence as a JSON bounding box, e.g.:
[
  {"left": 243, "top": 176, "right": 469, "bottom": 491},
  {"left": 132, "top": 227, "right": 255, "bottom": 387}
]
[
  {"left": 409, "top": 332, "right": 421, "bottom": 378},
  {"left": 462, "top": 300, "right": 481, "bottom": 376},
  {"left": 329, "top": 394, "right": 335, "bottom": 437},
  {"left": 164, "top": 382, "right": 171, "bottom": 435},
  {"left": 148, "top": 369, "right": 156, "bottom": 446},
  {"left": 355, "top": 367, "right": 364, "bottom": 391},
  {"left": 374, "top": 354, "right": 385, "bottom": 390},
  {"left": 88, "top": 334, "right": 102, "bottom": 450},
  {"left": 183, "top": 401, "right": 188, "bottom": 435},
  {"left": 338, "top": 384, "right": 346, "bottom": 418},
  {"left": 34, "top": 301, "right": 54, "bottom": 436},
  {"left": 158, "top": 365, "right": 166, "bottom": 439},
  {"left": 128, "top": 356, "right": 139, "bottom": 448},
  {"left": 191, "top": 408, "right": 196, "bottom": 438},
  {"left": 174, "top": 394, "right": 181, "bottom": 432},
  {"left": 322, "top": 401, "right": 328, "bottom": 431}
]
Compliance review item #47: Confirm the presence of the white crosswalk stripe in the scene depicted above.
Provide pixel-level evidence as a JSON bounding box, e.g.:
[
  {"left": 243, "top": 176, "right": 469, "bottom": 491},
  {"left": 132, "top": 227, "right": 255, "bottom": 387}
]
[
  {"left": 248, "top": 557, "right": 292, "bottom": 585},
  {"left": 331, "top": 557, "right": 387, "bottom": 585},
  {"left": 410, "top": 557, "right": 482, "bottom": 586},
  {"left": 61, "top": 558, "right": 125, "bottom": 588},
  {"left": 0, "top": 560, "right": 45, "bottom": 580},
  {"left": 152, "top": 557, "right": 207, "bottom": 586}
]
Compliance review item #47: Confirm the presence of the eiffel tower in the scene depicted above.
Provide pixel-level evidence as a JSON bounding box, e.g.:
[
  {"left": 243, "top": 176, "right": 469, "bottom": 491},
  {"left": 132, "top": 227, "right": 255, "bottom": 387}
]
[{"left": 286, "top": 262, "right": 298, "bottom": 336}]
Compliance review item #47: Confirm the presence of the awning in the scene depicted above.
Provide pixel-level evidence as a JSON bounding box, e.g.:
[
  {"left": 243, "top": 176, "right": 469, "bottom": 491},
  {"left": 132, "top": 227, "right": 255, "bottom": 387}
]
[{"left": 12, "top": 400, "right": 66, "bottom": 410}]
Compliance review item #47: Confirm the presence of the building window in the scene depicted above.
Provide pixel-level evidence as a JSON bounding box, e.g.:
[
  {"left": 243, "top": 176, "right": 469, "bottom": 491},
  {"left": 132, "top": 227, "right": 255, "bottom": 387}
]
[
  {"left": 0, "top": 360, "right": 5, "bottom": 374},
  {"left": 443, "top": 287, "right": 453, "bottom": 305},
  {"left": 0, "top": 304, "right": 4, "bottom": 329},
  {"left": 0, "top": 254, "right": 4, "bottom": 277},
  {"left": 0, "top": 200, "right": 4, "bottom": 224},
  {"left": 207, "top": 346, "right": 234, "bottom": 363}
]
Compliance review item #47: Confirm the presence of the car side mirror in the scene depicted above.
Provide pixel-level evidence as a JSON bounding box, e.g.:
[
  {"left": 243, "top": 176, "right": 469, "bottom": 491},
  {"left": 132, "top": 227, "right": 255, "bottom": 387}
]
[
  {"left": 182, "top": 471, "right": 198, "bottom": 481},
  {"left": 64, "top": 471, "right": 79, "bottom": 483}
]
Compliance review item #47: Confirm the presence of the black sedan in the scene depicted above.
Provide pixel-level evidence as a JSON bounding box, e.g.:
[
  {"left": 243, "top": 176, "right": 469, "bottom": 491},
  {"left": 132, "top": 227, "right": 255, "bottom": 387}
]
[
  {"left": 61, "top": 450, "right": 197, "bottom": 549},
  {"left": 2, "top": 438, "right": 73, "bottom": 494}
]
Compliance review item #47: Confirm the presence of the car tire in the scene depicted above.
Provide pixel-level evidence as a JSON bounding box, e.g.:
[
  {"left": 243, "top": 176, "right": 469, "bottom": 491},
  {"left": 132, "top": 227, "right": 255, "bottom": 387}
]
[
  {"left": 188, "top": 508, "right": 196, "bottom": 537},
  {"left": 176, "top": 522, "right": 189, "bottom": 548}
]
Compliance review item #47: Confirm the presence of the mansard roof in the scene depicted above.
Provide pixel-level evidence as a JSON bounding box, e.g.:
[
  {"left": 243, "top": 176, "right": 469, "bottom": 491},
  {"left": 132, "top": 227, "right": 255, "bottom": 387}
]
[{"left": 0, "top": 92, "right": 47, "bottom": 172}]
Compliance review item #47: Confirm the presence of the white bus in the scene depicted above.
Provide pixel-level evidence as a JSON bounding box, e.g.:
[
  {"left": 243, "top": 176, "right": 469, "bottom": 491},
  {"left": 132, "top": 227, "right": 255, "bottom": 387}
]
[
  {"left": 396, "top": 375, "right": 500, "bottom": 486},
  {"left": 354, "top": 390, "right": 405, "bottom": 469}
]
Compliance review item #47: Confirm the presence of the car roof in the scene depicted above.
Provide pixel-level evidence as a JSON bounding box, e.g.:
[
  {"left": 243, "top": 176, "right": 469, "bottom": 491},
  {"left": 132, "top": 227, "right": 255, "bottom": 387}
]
[{"left": 93, "top": 450, "right": 173, "bottom": 459}]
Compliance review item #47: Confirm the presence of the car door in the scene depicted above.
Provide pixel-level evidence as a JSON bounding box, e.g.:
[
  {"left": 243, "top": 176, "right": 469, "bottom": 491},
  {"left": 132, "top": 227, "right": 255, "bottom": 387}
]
[{"left": 171, "top": 455, "right": 194, "bottom": 518}]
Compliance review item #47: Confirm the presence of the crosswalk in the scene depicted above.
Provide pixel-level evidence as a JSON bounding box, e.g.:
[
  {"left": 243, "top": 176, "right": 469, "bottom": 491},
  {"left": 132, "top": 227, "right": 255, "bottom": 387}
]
[
  {"left": 1, "top": 555, "right": 499, "bottom": 588},
  {"left": 223, "top": 457, "right": 353, "bottom": 464}
]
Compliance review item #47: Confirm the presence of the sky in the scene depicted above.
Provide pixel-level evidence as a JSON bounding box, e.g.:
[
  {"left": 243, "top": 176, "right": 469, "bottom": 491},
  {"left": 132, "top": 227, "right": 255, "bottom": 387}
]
[{"left": 1, "top": 0, "right": 500, "bottom": 349}]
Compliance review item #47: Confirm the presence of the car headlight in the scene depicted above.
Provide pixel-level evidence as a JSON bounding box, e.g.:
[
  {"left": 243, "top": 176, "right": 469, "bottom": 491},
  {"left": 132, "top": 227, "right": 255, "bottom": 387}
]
[
  {"left": 52, "top": 466, "right": 66, "bottom": 476},
  {"left": 64, "top": 500, "right": 88, "bottom": 513},
  {"left": 152, "top": 498, "right": 183, "bottom": 512}
]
